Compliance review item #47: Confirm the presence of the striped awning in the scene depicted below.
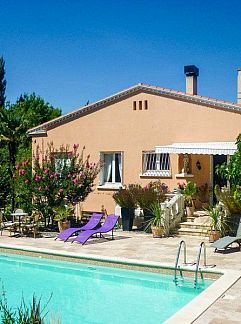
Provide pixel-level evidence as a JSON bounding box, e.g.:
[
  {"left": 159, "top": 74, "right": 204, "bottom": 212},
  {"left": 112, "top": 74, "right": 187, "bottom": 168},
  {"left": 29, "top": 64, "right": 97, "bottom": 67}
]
[{"left": 155, "top": 142, "right": 237, "bottom": 155}]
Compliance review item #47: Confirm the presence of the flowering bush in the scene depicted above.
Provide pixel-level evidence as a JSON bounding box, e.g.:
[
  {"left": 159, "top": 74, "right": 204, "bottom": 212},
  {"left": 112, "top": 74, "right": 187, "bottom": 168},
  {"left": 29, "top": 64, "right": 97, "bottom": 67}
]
[
  {"left": 15, "top": 143, "right": 100, "bottom": 226},
  {"left": 135, "top": 181, "right": 168, "bottom": 210},
  {"left": 113, "top": 184, "right": 138, "bottom": 209}
]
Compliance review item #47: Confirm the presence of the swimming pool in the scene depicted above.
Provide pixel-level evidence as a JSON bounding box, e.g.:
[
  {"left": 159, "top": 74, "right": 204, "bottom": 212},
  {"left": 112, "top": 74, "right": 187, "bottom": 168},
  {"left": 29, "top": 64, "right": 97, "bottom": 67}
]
[{"left": 0, "top": 253, "right": 214, "bottom": 323}]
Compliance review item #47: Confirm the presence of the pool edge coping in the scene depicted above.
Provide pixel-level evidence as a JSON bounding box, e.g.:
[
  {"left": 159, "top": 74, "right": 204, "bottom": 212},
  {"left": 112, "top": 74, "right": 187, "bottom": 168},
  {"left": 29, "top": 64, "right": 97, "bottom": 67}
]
[
  {"left": 0, "top": 243, "right": 222, "bottom": 274},
  {"left": 0, "top": 243, "right": 240, "bottom": 323}
]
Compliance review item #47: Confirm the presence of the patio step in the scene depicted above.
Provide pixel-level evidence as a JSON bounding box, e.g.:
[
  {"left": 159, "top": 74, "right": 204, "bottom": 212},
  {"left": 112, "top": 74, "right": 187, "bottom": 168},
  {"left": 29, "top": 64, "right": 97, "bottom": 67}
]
[
  {"left": 178, "top": 227, "right": 209, "bottom": 237},
  {"left": 178, "top": 220, "right": 210, "bottom": 237}
]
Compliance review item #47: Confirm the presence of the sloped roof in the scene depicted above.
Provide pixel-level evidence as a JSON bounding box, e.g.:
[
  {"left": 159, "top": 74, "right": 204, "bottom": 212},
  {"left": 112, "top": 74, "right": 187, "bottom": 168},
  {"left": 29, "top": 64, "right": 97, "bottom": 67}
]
[{"left": 28, "top": 83, "right": 241, "bottom": 135}]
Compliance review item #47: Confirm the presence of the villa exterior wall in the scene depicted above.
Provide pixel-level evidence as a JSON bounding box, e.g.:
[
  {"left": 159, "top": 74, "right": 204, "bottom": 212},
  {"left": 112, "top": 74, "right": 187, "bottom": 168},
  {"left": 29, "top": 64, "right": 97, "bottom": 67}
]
[{"left": 32, "top": 92, "right": 241, "bottom": 213}]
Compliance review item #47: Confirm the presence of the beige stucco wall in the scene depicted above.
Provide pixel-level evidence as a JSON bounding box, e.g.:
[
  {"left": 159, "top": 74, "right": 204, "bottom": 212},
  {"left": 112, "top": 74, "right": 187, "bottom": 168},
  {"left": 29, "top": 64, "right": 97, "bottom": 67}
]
[{"left": 32, "top": 92, "right": 241, "bottom": 213}]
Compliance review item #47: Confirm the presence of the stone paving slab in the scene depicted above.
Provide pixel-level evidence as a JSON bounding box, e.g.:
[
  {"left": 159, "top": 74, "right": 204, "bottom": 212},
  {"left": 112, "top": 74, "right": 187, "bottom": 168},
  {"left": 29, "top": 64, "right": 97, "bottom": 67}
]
[{"left": 0, "top": 230, "right": 241, "bottom": 323}]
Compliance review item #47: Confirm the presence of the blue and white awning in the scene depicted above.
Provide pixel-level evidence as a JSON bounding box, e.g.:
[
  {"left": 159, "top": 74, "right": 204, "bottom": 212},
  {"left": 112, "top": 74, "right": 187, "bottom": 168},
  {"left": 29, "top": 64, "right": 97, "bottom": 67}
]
[{"left": 155, "top": 142, "right": 237, "bottom": 155}]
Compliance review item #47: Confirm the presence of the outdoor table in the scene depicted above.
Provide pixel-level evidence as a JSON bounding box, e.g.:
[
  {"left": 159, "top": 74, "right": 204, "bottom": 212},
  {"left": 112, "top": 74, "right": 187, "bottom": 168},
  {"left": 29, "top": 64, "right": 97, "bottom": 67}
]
[{"left": 10, "top": 212, "right": 28, "bottom": 235}]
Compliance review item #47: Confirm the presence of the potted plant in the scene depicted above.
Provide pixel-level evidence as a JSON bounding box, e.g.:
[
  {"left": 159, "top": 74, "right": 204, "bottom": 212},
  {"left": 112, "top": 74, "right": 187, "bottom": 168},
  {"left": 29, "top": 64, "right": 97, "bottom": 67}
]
[
  {"left": 145, "top": 202, "right": 164, "bottom": 238},
  {"left": 136, "top": 186, "right": 158, "bottom": 222},
  {"left": 113, "top": 185, "right": 137, "bottom": 231},
  {"left": 205, "top": 206, "right": 223, "bottom": 242},
  {"left": 54, "top": 204, "right": 74, "bottom": 232},
  {"left": 182, "top": 181, "right": 197, "bottom": 217}
]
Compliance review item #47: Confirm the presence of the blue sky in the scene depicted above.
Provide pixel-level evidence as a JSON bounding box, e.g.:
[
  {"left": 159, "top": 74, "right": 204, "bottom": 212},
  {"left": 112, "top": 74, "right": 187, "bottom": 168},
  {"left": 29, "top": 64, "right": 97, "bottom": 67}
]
[{"left": 1, "top": 0, "right": 241, "bottom": 113}]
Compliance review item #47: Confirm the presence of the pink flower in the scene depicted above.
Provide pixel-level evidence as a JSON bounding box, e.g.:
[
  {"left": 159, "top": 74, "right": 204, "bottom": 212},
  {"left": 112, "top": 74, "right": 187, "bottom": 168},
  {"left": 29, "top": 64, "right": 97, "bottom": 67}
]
[
  {"left": 38, "top": 186, "right": 42, "bottom": 191},
  {"left": 45, "top": 186, "right": 49, "bottom": 190},
  {"left": 15, "top": 163, "right": 20, "bottom": 170},
  {"left": 44, "top": 169, "right": 49, "bottom": 174},
  {"left": 50, "top": 174, "right": 54, "bottom": 179},
  {"left": 73, "top": 178, "right": 78, "bottom": 184},
  {"left": 35, "top": 175, "right": 41, "bottom": 182},
  {"left": 59, "top": 188, "right": 64, "bottom": 193},
  {"left": 73, "top": 143, "right": 79, "bottom": 149},
  {"left": 25, "top": 159, "right": 29, "bottom": 165},
  {"left": 19, "top": 169, "right": 25, "bottom": 176}
]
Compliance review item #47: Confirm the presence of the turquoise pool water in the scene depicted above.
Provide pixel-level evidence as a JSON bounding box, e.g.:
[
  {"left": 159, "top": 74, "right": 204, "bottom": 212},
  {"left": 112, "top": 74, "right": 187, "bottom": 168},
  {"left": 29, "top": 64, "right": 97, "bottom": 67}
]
[{"left": 0, "top": 253, "right": 213, "bottom": 323}]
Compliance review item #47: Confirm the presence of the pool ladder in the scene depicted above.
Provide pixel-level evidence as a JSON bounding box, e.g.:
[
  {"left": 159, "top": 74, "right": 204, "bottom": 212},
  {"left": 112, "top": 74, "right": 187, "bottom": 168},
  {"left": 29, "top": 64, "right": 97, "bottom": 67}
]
[
  {"left": 174, "top": 241, "right": 216, "bottom": 288},
  {"left": 174, "top": 240, "right": 195, "bottom": 285}
]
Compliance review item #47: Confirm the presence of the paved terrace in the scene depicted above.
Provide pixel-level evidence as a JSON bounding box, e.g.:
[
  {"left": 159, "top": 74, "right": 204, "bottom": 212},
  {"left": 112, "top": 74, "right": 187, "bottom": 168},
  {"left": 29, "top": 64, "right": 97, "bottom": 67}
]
[{"left": 0, "top": 230, "right": 241, "bottom": 323}]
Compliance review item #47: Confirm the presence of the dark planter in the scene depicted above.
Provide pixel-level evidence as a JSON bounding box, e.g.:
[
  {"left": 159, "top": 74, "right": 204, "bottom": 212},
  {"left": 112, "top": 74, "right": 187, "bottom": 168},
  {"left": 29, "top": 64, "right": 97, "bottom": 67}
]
[{"left": 121, "top": 207, "right": 135, "bottom": 231}]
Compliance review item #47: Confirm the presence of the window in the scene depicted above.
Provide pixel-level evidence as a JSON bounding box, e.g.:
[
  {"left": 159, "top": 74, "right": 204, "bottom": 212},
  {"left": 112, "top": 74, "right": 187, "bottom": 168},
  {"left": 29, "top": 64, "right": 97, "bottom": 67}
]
[
  {"left": 142, "top": 152, "right": 171, "bottom": 177},
  {"left": 54, "top": 154, "right": 71, "bottom": 174},
  {"left": 100, "top": 152, "right": 122, "bottom": 187},
  {"left": 133, "top": 101, "right": 137, "bottom": 110},
  {"left": 139, "top": 101, "right": 142, "bottom": 110}
]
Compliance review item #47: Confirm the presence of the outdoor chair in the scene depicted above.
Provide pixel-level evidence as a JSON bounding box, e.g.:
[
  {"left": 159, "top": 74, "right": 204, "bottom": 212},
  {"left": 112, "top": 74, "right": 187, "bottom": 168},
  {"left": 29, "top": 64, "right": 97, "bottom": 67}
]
[
  {"left": 72, "top": 214, "right": 119, "bottom": 245},
  {"left": 0, "top": 211, "right": 14, "bottom": 235},
  {"left": 20, "top": 211, "right": 43, "bottom": 238},
  {"left": 55, "top": 212, "right": 103, "bottom": 242},
  {"left": 211, "top": 215, "right": 241, "bottom": 252}
]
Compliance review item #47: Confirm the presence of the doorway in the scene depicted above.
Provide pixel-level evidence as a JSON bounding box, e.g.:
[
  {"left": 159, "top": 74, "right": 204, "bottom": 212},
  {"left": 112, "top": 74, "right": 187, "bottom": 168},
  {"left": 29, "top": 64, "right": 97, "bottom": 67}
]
[{"left": 212, "top": 155, "right": 227, "bottom": 202}]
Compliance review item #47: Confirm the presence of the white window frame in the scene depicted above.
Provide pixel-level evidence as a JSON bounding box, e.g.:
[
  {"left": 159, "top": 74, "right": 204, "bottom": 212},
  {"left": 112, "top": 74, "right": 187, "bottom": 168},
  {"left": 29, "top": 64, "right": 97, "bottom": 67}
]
[
  {"left": 141, "top": 151, "right": 171, "bottom": 177},
  {"left": 99, "top": 152, "right": 123, "bottom": 189},
  {"left": 54, "top": 155, "right": 71, "bottom": 174}
]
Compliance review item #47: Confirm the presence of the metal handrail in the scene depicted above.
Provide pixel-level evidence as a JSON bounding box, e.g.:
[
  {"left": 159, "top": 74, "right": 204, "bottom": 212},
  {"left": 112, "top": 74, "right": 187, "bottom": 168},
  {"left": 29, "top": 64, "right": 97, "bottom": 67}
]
[
  {"left": 194, "top": 241, "right": 206, "bottom": 288},
  {"left": 174, "top": 240, "right": 187, "bottom": 284}
]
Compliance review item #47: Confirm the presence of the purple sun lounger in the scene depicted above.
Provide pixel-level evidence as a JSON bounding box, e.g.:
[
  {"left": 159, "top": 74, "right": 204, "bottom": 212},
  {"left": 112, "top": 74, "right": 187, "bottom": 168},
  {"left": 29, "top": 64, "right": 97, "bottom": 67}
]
[
  {"left": 55, "top": 213, "right": 103, "bottom": 242},
  {"left": 72, "top": 214, "right": 119, "bottom": 245}
]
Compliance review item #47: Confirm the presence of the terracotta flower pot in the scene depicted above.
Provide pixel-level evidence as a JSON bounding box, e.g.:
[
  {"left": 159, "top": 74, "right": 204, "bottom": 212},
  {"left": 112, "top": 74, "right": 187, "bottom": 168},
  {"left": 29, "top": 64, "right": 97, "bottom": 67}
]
[
  {"left": 208, "top": 230, "right": 221, "bottom": 243},
  {"left": 151, "top": 226, "right": 164, "bottom": 238},
  {"left": 186, "top": 206, "right": 194, "bottom": 217},
  {"left": 58, "top": 220, "right": 70, "bottom": 233}
]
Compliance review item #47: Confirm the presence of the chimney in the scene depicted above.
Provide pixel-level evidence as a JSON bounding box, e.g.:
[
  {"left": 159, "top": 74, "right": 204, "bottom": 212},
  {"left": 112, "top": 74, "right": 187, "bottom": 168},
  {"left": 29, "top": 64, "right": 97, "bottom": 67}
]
[
  {"left": 184, "top": 65, "right": 199, "bottom": 95},
  {"left": 237, "top": 68, "right": 241, "bottom": 104}
]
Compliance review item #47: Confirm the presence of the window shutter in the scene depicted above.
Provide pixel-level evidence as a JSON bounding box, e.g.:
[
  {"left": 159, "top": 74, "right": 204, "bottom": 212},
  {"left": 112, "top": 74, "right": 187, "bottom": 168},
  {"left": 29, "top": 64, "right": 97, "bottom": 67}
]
[
  {"left": 99, "top": 152, "right": 104, "bottom": 185},
  {"left": 120, "top": 152, "right": 123, "bottom": 183}
]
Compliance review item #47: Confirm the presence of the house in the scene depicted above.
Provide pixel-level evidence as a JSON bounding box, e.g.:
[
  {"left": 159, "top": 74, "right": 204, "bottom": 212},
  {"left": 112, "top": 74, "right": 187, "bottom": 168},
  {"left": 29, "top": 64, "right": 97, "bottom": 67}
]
[{"left": 28, "top": 66, "right": 241, "bottom": 213}]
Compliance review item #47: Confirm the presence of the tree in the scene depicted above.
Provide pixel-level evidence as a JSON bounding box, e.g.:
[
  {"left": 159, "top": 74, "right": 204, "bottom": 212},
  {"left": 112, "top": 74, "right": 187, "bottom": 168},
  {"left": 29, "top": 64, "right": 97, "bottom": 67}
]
[
  {"left": 0, "top": 56, "right": 6, "bottom": 107},
  {"left": 216, "top": 134, "right": 241, "bottom": 187}
]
